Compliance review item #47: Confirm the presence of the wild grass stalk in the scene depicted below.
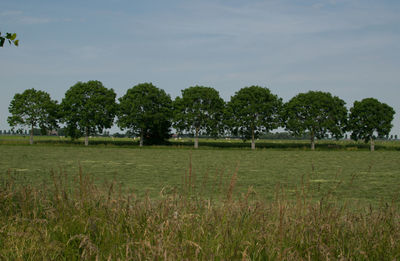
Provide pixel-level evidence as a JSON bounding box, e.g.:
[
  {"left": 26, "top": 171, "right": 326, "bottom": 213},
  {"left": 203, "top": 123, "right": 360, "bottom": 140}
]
[{"left": 0, "top": 165, "right": 400, "bottom": 260}]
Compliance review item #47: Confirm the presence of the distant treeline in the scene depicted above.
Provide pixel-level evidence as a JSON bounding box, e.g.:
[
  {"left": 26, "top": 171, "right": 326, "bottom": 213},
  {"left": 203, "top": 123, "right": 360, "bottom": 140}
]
[
  {"left": 7, "top": 82, "right": 396, "bottom": 151},
  {"left": 3, "top": 136, "right": 399, "bottom": 151},
  {"left": 2, "top": 129, "right": 399, "bottom": 141}
]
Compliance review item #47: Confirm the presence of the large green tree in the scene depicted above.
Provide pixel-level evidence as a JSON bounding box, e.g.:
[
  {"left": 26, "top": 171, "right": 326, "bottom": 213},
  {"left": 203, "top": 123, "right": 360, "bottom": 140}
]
[
  {"left": 174, "top": 86, "right": 225, "bottom": 148},
  {"left": 347, "top": 98, "right": 395, "bottom": 151},
  {"left": 282, "top": 91, "right": 347, "bottom": 150},
  {"left": 117, "top": 83, "right": 173, "bottom": 146},
  {"left": 8, "top": 88, "right": 58, "bottom": 144},
  {"left": 225, "top": 86, "right": 282, "bottom": 149},
  {"left": 60, "top": 81, "right": 116, "bottom": 146},
  {"left": 0, "top": 32, "right": 19, "bottom": 47}
]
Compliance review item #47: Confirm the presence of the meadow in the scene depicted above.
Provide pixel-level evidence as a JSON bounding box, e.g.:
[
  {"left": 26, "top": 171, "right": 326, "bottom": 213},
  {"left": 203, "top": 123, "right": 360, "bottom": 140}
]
[
  {"left": 1, "top": 138, "right": 400, "bottom": 205},
  {"left": 1, "top": 138, "right": 400, "bottom": 259}
]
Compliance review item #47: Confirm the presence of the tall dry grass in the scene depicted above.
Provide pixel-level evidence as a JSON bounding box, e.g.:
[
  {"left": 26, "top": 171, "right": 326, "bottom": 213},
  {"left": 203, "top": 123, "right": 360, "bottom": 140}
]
[{"left": 1, "top": 163, "right": 400, "bottom": 260}]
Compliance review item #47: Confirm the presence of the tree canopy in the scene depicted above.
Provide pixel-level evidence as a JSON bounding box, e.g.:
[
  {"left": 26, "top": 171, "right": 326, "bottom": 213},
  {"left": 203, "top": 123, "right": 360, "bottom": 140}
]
[
  {"left": 117, "top": 83, "right": 173, "bottom": 146},
  {"left": 60, "top": 81, "right": 116, "bottom": 146},
  {"left": 347, "top": 98, "right": 395, "bottom": 151},
  {"left": 173, "top": 86, "right": 225, "bottom": 148},
  {"left": 0, "top": 32, "right": 19, "bottom": 47},
  {"left": 6, "top": 84, "right": 397, "bottom": 151},
  {"left": 8, "top": 88, "right": 58, "bottom": 144},
  {"left": 282, "top": 91, "right": 347, "bottom": 150},
  {"left": 225, "top": 86, "right": 282, "bottom": 149}
]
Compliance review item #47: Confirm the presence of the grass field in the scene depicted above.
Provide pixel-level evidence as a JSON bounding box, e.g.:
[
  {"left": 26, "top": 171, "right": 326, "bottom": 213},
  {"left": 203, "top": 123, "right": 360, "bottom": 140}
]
[
  {"left": 2, "top": 166, "right": 400, "bottom": 260},
  {"left": 1, "top": 143, "right": 399, "bottom": 206},
  {"left": 2, "top": 141, "right": 400, "bottom": 259}
]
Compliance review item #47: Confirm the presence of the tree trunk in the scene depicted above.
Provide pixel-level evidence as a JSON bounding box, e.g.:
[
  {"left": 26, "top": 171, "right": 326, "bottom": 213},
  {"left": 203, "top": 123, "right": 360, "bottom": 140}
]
[
  {"left": 140, "top": 130, "right": 144, "bottom": 147},
  {"left": 370, "top": 137, "right": 375, "bottom": 152},
  {"left": 251, "top": 127, "right": 255, "bottom": 150},
  {"left": 84, "top": 127, "right": 89, "bottom": 146},
  {"left": 30, "top": 124, "right": 34, "bottom": 145},
  {"left": 310, "top": 131, "right": 315, "bottom": 151},
  {"left": 194, "top": 127, "right": 199, "bottom": 149}
]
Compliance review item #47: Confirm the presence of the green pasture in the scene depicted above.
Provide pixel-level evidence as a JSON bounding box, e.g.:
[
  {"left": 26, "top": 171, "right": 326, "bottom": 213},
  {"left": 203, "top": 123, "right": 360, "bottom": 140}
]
[{"left": 1, "top": 143, "right": 399, "bottom": 206}]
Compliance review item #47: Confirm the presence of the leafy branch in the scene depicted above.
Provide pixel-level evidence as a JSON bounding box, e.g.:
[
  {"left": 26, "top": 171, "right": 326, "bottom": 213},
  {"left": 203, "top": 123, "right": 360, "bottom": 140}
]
[{"left": 0, "top": 32, "right": 19, "bottom": 47}]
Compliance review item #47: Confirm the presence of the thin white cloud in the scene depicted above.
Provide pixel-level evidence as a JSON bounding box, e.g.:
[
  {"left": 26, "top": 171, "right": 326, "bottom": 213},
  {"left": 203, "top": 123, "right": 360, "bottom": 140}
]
[
  {"left": 19, "top": 16, "right": 51, "bottom": 25},
  {"left": 175, "top": 0, "right": 398, "bottom": 36},
  {"left": 0, "top": 10, "right": 23, "bottom": 16},
  {"left": 1, "top": 9, "right": 51, "bottom": 25},
  {"left": 68, "top": 45, "right": 112, "bottom": 61},
  {"left": 0, "top": 0, "right": 399, "bottom": 131}
]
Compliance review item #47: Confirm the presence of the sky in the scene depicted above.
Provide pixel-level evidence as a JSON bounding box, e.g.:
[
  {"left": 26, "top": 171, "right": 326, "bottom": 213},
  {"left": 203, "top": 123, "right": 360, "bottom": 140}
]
[{"left": 1, "top": 0, "right": 399, "bottom": 135}]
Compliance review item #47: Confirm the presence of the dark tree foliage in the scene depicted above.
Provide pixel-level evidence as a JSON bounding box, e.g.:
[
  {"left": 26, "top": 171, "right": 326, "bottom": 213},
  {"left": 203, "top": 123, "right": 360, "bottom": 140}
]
[
  {"left": 173, "top": 86, "right": 225, "bottom": 148},
  {"left": 282, "top": 91, "right": 347, "bottom": 150},
  {"left": 225, "top": 86, "right": 282, "bottom": 149},
  {"left": 60, "top": 81, "right": 116, "bottom": 146},
  {"left": 348, "top": 98, "right": 395, "bottom": 151},
  {"left": 0, "top": 32, "right": 19, "bottom": 47},
  {"left": 8, "top": 88, "right": 58, "bottom": 144},
  {"left": 117, "top": 83, "right": 173, "bottom": 146}
]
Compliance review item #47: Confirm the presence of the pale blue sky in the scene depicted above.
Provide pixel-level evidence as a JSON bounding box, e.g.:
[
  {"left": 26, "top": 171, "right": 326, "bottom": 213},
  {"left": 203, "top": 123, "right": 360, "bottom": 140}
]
[{"left": 1, "top": 0, "right": 399, "bottom": 134}]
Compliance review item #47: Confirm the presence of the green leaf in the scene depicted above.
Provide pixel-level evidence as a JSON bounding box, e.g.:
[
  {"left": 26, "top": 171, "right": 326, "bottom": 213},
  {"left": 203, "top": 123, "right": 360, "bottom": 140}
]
[
  {"left": 61, "top": 81, "right": 117, "bottom": 143},
  {"left": 226, "top": 86, "right": 282, "bottom": 144},
  {"left": 117, "top": 83, "right": 172, "bottom": 145},
  {"left": 283, "top": 91, "right": 347, "bottom": 147},
  {"left": 14, "top": 39, "right": 19, "bottom": 46},
  {"left": 348, "top": 98, "right": 395, "bottom": 142},
  {"left": 8, "top": 88, "right": 59, "bottom": 144},
  {"left": 173, "top": 86, "right": 225, "bottom": 140},
  {"left": 10, "top": 33, "right": 17, "bottom": 40}
]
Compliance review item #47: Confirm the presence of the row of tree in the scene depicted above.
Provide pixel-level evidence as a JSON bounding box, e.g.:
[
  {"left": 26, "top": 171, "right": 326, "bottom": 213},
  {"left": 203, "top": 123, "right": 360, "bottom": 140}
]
[{"left": 8, "top": 81, "right": 395, "bottom": 151}]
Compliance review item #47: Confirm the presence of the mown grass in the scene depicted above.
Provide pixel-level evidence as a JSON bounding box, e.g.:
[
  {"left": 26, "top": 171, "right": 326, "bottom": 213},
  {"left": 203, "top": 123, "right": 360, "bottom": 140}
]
[
  {"left": 1, "top": 140, "right": 400, "bottom": 259},
  {"left": 1, "top": 145, "right": 400, "bottom": 206},
  {"left": 1, "top": 166, "right": 400, "bottom": 260}
]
